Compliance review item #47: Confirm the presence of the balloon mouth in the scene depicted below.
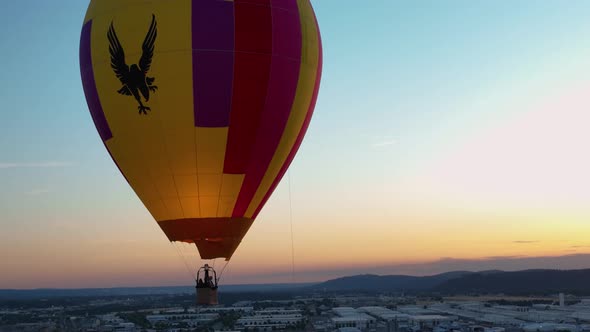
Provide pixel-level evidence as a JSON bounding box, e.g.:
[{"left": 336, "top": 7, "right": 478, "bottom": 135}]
[
  {"left": 158, "top": 217, "right": 253, "bottom": 260},
  {"left": 204, "top": 238, "right": 223, "bottom": 243}
]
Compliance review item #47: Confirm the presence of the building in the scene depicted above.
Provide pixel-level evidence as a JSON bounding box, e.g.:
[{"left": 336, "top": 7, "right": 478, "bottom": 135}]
[
  {"left": 236, "top": 308, "right": 304, "bottom": 331},
  {"left": 146, "top": 313, "right": 219, "bottom": 328},
  {"left": 408, "top": 315, "right": 454, "bottom": 330},
  {"left": 331, "top": 307, "right": 377, "bottom": 331}
]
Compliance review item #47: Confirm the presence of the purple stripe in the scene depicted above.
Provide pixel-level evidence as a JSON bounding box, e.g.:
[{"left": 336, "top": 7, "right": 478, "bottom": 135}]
[
  {"left": 80, "top": 21, "right": 112, "bottom": 142},
  {"left": 192, "top": 0, "right": 235, "bottom": 127},
  {"left": 193, "top": 51, "right": 234, "bottom": 127},
  {"left": 270, "top": 1, "right": 301, "bottom": 60},
  {"left": 192, "top": 0, "right": 235, "bottom": 51}
]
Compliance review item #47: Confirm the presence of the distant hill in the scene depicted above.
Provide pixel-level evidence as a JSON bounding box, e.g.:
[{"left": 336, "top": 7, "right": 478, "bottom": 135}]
[
  {"left": 312, "top": 269, "right": 590, "bottom": 295},
  {"left": 309, "top": 271, "right": 472, "bottom": 292},
  {"left": 434, "top": 269, "right": 590, "bottom": 295}
]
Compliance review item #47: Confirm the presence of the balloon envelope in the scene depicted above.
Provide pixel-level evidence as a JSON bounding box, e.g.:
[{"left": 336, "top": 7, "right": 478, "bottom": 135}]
[{"left": 80, "top": 0, "right": 322, "bottom": 260}]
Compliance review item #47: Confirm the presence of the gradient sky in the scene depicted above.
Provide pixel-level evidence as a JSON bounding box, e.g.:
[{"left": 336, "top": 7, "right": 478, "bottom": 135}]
[{"left": 2, "top": 1, "right": 590, "bottom": 289}]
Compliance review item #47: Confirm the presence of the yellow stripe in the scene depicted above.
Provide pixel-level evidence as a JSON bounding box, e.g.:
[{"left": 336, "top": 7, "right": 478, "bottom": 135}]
[
  {"left": 196, "top": 127, "right": 226, "bottom": 216},
  {"left": 196, "top": 128, "right": 228, "bottom": 174},
  {"left": 220, "top": 174, "right": 245, "bottom": 196},
  {"left": 91, "top": 2, "right": 195, "bottom": 222},
  {"left": 218, "top": 174, "right": 245, "bottom": 217},
  {"left": 244, "top": 0, "right": 320, "bottom": 217},
  {"left": 86, "top": 1, "right": 193, "bottom": 54},
  {"left": 85, "top": 1, "right": 163, "bottom": 24},
  {"left": 180, "top": 197, "right": 201, "bottom": 217}
]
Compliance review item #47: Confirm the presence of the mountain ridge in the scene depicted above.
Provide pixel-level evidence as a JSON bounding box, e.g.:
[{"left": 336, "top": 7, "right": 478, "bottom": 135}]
[{"left": 311, "top": 268, "right": 590, "bottom": 295}]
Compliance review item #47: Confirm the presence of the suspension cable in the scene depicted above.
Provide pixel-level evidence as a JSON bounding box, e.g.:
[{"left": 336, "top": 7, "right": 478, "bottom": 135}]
[
  {"left": 217, "top": 260, "right": 230, "bottom": 283},
  {"left": 288, "top": 170, "right": 296, "bottom": 283},
  {"left": 170, "top": 242, "right": 196, "bottom": 280}
]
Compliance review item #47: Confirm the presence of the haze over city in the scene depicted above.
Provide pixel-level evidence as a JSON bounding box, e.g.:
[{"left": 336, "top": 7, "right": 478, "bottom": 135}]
[{"left": 2, "top": 0, "right": 590, "bottom": 290}]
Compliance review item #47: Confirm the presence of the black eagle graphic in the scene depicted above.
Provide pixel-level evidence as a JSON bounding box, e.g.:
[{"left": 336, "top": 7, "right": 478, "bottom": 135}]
[{"left": 108, "top": 15, "right": 158, "bottom": 115}]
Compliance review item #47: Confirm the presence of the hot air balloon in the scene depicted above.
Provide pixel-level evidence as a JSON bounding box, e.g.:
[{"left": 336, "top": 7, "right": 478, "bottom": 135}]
[{"left": 79, "top": 0, "right": 322, "bottom": 304}]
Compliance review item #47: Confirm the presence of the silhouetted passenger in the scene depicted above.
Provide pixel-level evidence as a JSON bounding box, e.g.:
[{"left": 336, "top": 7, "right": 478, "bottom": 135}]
[{"left": 207, "top": 275, "right": 214, "bottom": 288}]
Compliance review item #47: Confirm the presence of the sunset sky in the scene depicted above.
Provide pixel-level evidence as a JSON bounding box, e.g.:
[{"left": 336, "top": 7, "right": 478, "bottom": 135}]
[{"left": 2, "top": 1, "right": 590, "bottom": 289}]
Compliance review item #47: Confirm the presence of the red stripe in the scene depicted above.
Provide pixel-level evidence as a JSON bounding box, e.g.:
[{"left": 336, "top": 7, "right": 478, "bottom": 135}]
[
  {"left": 224, "top": 0, "right": 273, "bottom": 174},
  {"left": 235, "top": 0, "right": 272, "bottom": 53},
  {"left": 232, "top": 4, "right": 303, "bottom": 216},
  {"left": 252, "top": 14, "right": 323, "bottom": 219}
]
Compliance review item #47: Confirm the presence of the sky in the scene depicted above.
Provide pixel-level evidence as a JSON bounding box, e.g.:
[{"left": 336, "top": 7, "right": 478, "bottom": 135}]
[{"left": 1, "top": 1, "right": 590, "bottom": 289}]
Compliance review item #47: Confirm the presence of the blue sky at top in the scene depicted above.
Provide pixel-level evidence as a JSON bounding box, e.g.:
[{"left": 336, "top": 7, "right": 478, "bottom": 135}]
[{"left": 1, "top": 1, "right": 590, "bottom": 287}]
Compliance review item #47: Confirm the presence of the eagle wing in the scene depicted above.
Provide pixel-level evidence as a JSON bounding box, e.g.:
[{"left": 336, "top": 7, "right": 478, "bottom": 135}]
[
  {"left": 139, "top": 15, "right": 157, "bottom": 74},
  {"left": 107, "top": 22, "right": 129, "bottom": 83}
]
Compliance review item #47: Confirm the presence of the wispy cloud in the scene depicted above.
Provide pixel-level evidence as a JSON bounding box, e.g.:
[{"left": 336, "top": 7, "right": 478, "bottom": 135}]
[
  {"left": 0, "top": 162, "right": 73, "bottom": 169},
  {"left": 483, "top": 255, "right": 524, "bottom": 260},
  {"left": 372, "top": 140, "right": 397, "bottom": 148},
  {"left": 513, "top": 240, "right": 539, "bottom": 244},
  {"left": 25, "top": 188, "right": 51, "bottom": 196},
  {"left": 571, "top": 245, "right": 590, "bottom": 248}
]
